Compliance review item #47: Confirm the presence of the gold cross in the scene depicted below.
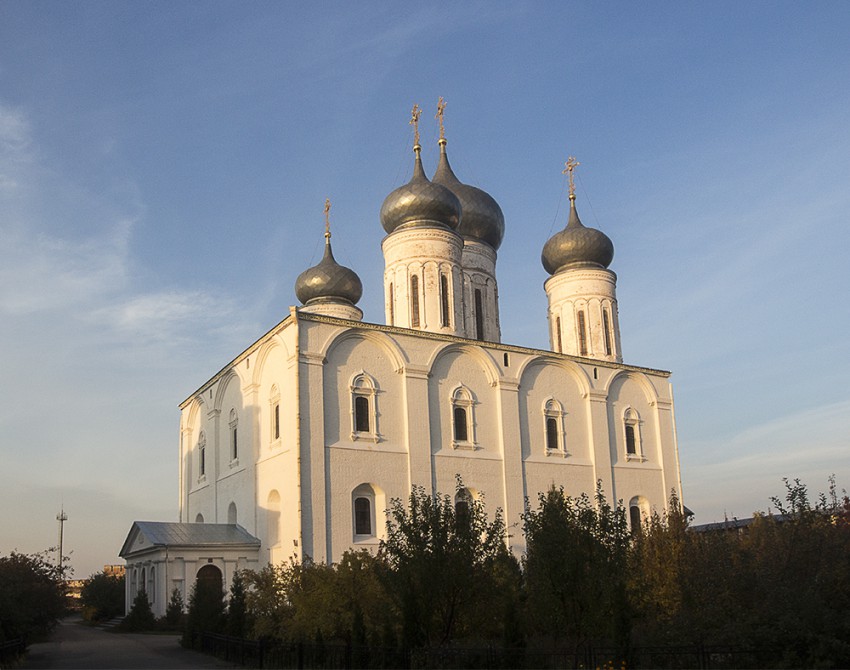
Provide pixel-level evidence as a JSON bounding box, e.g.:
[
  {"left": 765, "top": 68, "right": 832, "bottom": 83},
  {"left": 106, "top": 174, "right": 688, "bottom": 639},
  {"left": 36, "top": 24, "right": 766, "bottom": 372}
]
[
  {"left": 563, "top": 156, "right": 580, "bottom": 197},
  {"left": 323, "top": 198, "right": 331, "bottom": 239},
  {"left": 410, "top": 104, "right": 422, "bottom": 147},
  {"left": 436, "top": 97, "right": 447, "bottom": 141}
]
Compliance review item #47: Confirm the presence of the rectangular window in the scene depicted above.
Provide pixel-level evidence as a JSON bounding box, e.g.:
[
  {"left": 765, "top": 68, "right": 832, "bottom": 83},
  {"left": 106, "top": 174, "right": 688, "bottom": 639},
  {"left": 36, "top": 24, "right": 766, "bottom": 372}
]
[
  {"left": 453, "top": 406, "right": 469, "bottom": 442},
  {"left": 388, "top": 283, "right": 394, "bottom": 326},
  {"left": 474, "top": 289, "right": 484, "bottom": 341},
  {"left": 440, "top": 273, "right": 450, "bottom": 327},
  {"left": 354, "top": 497, "right": 372, "bottom": 535},
  {"left": 603, "top": 309, "right": 612, "bottom": 356},
  {"left": 355, "top": 396, "right": 370, "bottom": 433},
  {"left": 200, "top": 447, "right": 205, "bottom": 476},
  {"left": 274, "top": 403, "right": 280, "bottom": 440},
  {"left": 630, "top": 506, "right": 642, "bottom": 535},
  {"left": 577, "top": 310, "right": 588, "bottom": 356},
  {"left": 232, "top": 427, "right": 238, "bottom": 460},
  {"left": 555, "top": 316, "right": 562, "bottom": 353},
  {"left": 410, "top": 275, "right": 420, "bottom": 328},
  {"left": 546, "top": 417, "right": 559, "bottom": 451}
]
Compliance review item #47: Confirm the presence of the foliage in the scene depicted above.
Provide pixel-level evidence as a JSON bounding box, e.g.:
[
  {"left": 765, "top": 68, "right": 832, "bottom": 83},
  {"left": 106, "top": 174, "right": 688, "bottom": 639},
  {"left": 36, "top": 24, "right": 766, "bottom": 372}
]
[
  {"left": 0, "top": 550, "right": 66, "bottom": 642},
  {"left": 226, "top": 570, "right": 249, "bottom": 638},
  {"left": 80, "top": 571, "right": 125, "bottom": 623},
  {"left": 121, "top": 589, "right": 156, "bottom": 631},
  {"left": 522, "top": 483, "right": 631, "bottom": 652},
  {"left": 164, "top": 587, "right": 185, "bottom": 630},
  {"left": 378, "top": 477, "right": 518, "bottom": 647}
]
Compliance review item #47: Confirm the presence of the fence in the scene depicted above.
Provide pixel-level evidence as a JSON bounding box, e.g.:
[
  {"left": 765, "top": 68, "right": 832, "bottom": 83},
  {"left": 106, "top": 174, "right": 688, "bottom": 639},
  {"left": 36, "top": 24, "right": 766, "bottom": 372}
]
[{"left": 189, "top": 632, "right": 764, "bottom": 669}]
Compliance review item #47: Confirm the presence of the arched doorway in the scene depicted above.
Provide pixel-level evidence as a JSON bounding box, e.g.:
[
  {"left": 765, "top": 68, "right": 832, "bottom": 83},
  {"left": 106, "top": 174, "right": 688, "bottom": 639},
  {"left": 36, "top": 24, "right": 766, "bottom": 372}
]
[{"left": 191, "top": 564, "right": 224, "bottom": 629}]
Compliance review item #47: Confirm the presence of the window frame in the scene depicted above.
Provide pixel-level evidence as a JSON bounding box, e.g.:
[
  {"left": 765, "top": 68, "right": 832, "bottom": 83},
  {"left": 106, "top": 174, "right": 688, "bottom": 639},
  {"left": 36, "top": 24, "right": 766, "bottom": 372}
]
[
  {"left": 198, "top": 431, "right": 207, "bottom": 480},
  {"left": 623, "top": 407, "right": 646, "bottom": 462},
  {"left": 450, "top": 385, "right": 478, "bottom": 450},
  {"left": 228, "top": 409, "right": 239, "bottom": 465},
  {"left": 269, "top": 385, "right": 281, "bottom": 448},
  {"left": 543, "top": 398, "right": 568, "bottom": 457},
  {"left": 350, "top": 372, "right": 380, "bottom": 443},
  {"left": 351, "top": 483, "right": 380, "bottom": 542}
]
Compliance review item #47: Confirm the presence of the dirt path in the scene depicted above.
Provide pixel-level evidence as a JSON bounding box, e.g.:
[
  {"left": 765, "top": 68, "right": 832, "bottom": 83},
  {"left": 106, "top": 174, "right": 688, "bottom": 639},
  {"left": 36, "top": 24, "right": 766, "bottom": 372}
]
[{"left": 22, "top": 616, "right": 235, "bottom": 669}]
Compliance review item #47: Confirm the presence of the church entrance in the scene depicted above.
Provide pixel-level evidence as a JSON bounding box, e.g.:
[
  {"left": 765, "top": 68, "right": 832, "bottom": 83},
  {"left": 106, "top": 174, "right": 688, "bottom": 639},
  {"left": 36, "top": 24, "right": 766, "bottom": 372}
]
[{"left": 192, "top": 564, "right": 224, "bottom": 622}]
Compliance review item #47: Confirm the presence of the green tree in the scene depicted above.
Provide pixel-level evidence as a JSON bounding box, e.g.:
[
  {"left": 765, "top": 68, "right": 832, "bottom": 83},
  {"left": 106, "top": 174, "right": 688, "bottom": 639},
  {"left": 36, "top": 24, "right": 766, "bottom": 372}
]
[
  {"left": 122, "top": 589, "right": 156, "bottom": 631},
  {"left": 165, "top": 587, "right": 185, "bottom": 630},
  {"left": 182, "top": 573, "right": 225, "bottom": 645},
  {"left": 0, "top": 551, "right": 65, "bottom": 642},
  {"left": 522, "top": 483, "right": 631, "bottom": 653},
  {"left": 378, "top": 478, "right": 515, "bottom": 647},
  {"left": 80, "top": 571, "right": 125, "bottom": 623},
  {"left": 225, "top": 570, "right": 249, "bottom": 638}
]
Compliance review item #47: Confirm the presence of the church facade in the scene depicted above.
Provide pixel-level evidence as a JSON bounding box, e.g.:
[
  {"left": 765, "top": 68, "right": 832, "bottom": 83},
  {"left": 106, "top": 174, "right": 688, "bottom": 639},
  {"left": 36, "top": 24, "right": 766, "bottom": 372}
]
[{"left": 122, "top": 106, "right": 683, "bottom": 616}]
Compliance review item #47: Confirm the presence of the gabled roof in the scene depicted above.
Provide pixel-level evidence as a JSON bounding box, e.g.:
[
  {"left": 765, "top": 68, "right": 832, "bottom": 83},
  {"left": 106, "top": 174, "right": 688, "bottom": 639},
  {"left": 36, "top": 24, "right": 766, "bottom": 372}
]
[{"left": 120, "top": 521, "right": 260, "bottom": 557}]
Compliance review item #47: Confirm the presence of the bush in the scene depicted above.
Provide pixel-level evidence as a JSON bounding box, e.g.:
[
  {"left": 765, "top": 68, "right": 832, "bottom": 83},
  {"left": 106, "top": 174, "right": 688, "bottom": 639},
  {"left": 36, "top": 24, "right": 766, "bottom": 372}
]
[
  {"left": 80, "top": 572, "right": 125, "bottom": 622},
  {"left": 0, "top": 551, "right": 65, "bottom": 642},
  {"left": 164, "top": 587, "right": 186, "bottom": 630},
  {"left": 121, "top": 590, "right": 156, "bottom": 631}
]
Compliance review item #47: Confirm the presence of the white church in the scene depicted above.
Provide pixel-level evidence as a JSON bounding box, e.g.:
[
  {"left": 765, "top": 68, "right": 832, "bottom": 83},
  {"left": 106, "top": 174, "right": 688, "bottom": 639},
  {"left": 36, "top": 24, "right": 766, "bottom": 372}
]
[{"left": 121, "top": 105, "right": 683, "bottom": 617}]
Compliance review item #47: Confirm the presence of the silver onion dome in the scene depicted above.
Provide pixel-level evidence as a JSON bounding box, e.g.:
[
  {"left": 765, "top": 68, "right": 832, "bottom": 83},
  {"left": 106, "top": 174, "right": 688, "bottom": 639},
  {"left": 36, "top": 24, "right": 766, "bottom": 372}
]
[
  {"left": 295, "top": 237, "right": 363, "bottom": 306},
  {"left": 432, "top": 139, "right": 505, "bottom": 251},
  {"left": 541, "top": 195, "right": 614, "bottom": 275},
  {"left": 379, "top": 147, "right": 462, "bottom": 234}
]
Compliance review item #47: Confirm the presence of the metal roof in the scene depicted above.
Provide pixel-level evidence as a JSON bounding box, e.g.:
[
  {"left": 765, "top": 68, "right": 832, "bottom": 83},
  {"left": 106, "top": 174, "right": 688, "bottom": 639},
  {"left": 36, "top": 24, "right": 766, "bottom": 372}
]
[{"left": 120, "top": 521, "right": 260, "bottom": 557}]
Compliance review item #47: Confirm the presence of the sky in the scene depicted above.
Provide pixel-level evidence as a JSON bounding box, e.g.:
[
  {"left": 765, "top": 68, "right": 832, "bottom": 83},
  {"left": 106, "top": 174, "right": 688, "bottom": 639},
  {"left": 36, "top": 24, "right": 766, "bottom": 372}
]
[{"left": 1, "top": 1, "right": 849, "bottom": 579}]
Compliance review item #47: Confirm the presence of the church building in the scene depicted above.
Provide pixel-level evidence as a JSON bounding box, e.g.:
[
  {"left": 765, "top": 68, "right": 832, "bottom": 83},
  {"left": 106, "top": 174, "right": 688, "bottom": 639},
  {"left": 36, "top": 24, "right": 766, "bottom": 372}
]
[{"left": 121, "top": 103, "right": 683, "bottom": 617}]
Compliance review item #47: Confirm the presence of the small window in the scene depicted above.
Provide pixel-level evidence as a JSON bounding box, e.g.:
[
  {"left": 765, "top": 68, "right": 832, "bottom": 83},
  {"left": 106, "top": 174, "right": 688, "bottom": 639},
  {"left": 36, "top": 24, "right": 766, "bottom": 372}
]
[
  {"left": 350, "top": 373, "right": 380, "bottom": 442},
  {"left": 503, "top": 352, "right": 509, "bottom": 367},
  {"left": 455, "top": 488, "right": 473, "bottom": 525},
  {"left": 228, "top": 501, "right": 237, "bottom": 525},
  {"left": 354, "top": 497, "right": 372, "bottom": 535},
  {"left": 195, "top": 513, "right": 204, "bottom": 523},
  {"left": 629, "top": 496, "right": 649, "bottom": 534},
  {"left": 543, "top": 398, "right": 567, "bottom": 455},
  {"left": 355, "top": 396, "right": 370, "bottom": 433},
  {"left": 198, "top": 432, "right": 206, "bottom": 478},
  {"left": 270, "top": 385, "right": 281, "bottom": 446},
  {"left": 440, "top": 273, "right": 451, "bottom": 328},
  {"left": 453, "top": 406, "right": 468, "bottom": 442},
  {"left": 577, "top": 310, "right": 588, "bottom": 356},
  {"left": 229, "top": 409, "right": 238, "bottom": 462},
  {"left": 450, "top": 385, "right": 476, "bottom": 449},
  {"left": 474, "top": 289, "right": 484, "bottom": 341},
  {"left": 603, "top": 309, "right": 613, "bottom": 356},
  {"left": 274, "top": 403, "right": 280, "bottom": 440},
  {"left": 388, "top": 282, "right": 395, "bottom": 326},
  {"left": 410, "top": 275, "right": 420, "bottom": 328},
  {"left": 623, "top": 408, "right": 644, "bottom": 461}
]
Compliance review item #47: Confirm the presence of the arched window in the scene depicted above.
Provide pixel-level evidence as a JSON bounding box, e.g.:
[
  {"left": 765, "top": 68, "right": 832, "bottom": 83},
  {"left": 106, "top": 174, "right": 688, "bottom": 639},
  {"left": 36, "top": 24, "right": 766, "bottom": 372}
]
[
  {"left": 350, "top": 373, "right": 380, "bottom": 442},
  {"left": 623, "top": 408, "right": 645, "bottom": 461},
  {"left": 474, "top": 288, "right": 484, "bottom": 340},
  {"left": 270, "top": 385, "right": 281, "bottom": 444},
  {"left": 227, "top": 501, "right": 237, "bottom": 525},
  {"left": 140, "top": 567, "right": 146, "bottom": 593},
  {"left": 229, "top": 409, "right": 238, "bottom": 463},
  {"left": 410, "top": 275, "right": 420, "bottom": 328},
  {"left": 195, "top": 513, "right": 204, "bottom": 523},
  {"left": 352, "top": 483, "right": 381, "bottom": 539},
  {"left": 629, "top": 496, "right": 650, "bottom": 535},
  {"left": 450, "top": 385, "right": 477, "bottom": 449},
  {"left": 577, "top": 309, "right": 588, "bottom": 356},
  {"left": 455, "top": 488, "right": 473, "bottom": 525},
  {"left": 543, "top": 398, "right": 567, "bottom": 455},
  {"left": 440, "top": 273, "right": 451, "bottom": 328},
  {"left": 198, "top": 431, "right": 207, "bottom": 479}
]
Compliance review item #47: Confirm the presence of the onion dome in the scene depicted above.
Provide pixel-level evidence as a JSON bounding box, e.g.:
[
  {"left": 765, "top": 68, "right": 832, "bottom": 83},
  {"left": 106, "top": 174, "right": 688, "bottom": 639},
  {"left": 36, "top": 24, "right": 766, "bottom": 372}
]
[
  {"left": 295, "top": 233, "right": 363, "bottom": 306},
  {"left": 432, "top": 138, "right": 505, "bottom": 250},
  {"left": 541, "top": 194, "right": 614, "bottom": 275},
  {"left": 380, "top": 145, "right": 461, "bottom": 234}
]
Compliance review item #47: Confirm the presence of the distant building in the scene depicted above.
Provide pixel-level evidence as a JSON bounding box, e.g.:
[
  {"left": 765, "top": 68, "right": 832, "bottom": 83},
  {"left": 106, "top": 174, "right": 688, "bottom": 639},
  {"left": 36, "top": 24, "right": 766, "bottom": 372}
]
[{"left": 121, "top": 110, "right": 684, "bottom": 617}]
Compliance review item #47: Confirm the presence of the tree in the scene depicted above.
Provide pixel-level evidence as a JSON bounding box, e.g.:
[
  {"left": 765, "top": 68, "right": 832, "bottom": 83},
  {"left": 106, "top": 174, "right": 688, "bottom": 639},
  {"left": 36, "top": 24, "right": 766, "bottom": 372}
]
[
  {"left": 165, "top": 587, "right": 185, "bottom": 630},
  {"left": 182, "top": 573, "right": 225, "bottom": 646},
  {"left": 0, "top": 551, "right": 65, "bottom": 642},
  {"left": 80, "top": 571, "right": 125, "bottom": 623},
  {"left": 378, "top": 478, "right": 515, "bottom": 647},
  {"left": 122, "top": 589, "right": 156, "bottom": 631},
  {"left": 225, "top": 570, "right": 249, "bottom": 638},
  {"left": 522, "top": 483, "right": 631, "bottom": 652}
]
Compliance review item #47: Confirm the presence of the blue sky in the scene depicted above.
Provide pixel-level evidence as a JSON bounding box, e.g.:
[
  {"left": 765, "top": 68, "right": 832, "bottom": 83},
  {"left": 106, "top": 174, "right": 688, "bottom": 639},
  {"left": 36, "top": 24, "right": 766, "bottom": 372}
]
[{"left": 1, "top": 2, "right": 848, "bottom": 578}]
